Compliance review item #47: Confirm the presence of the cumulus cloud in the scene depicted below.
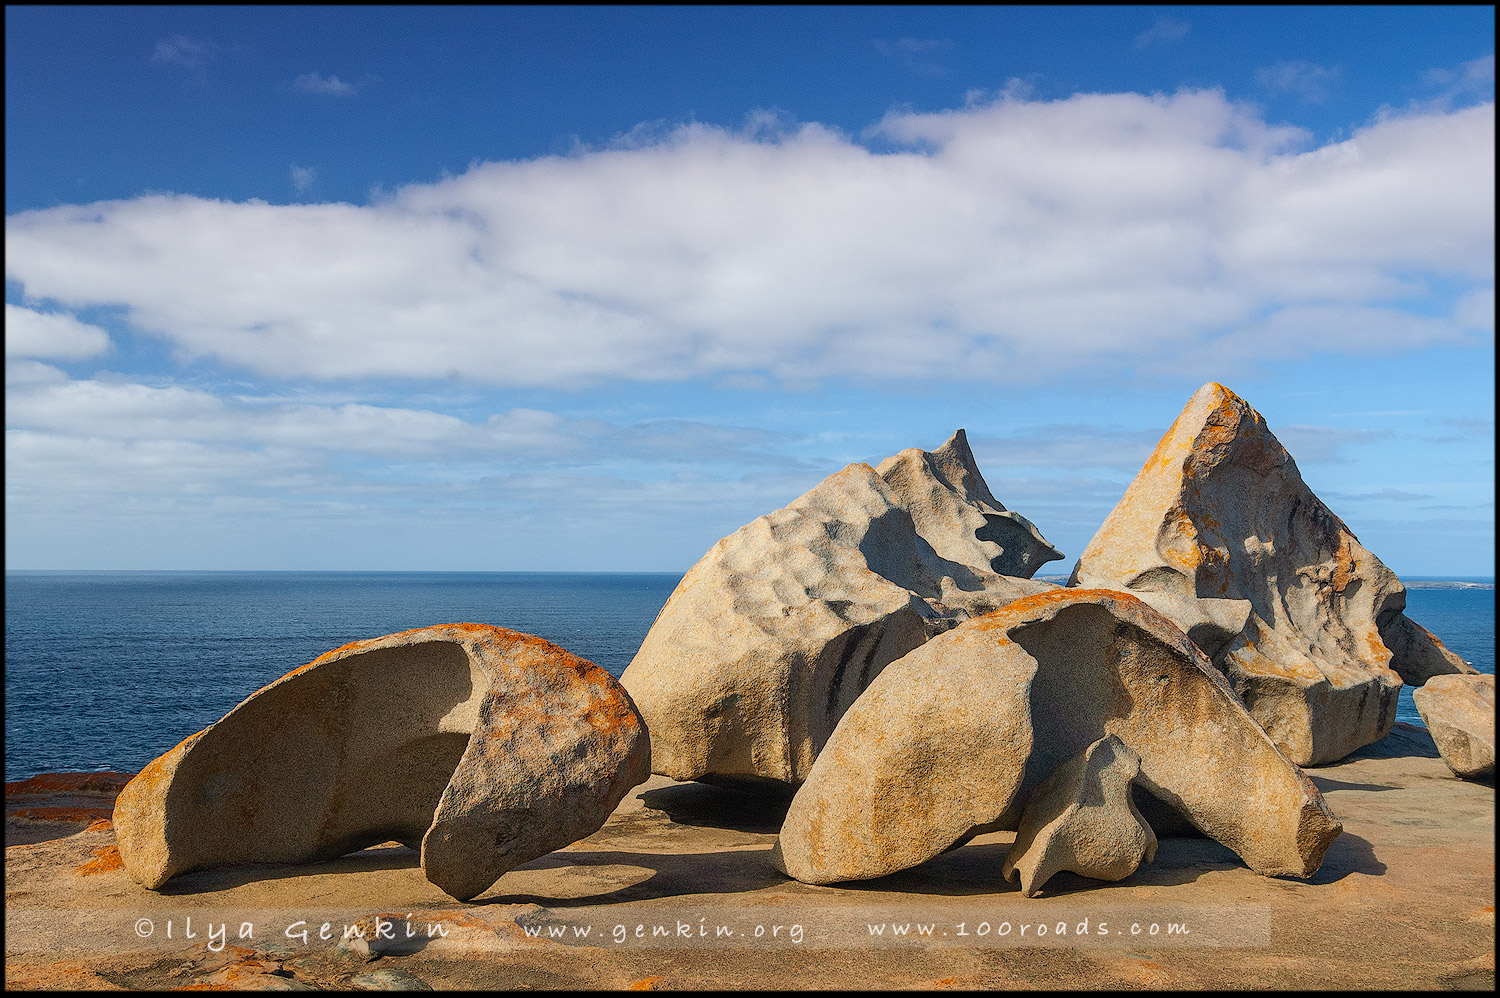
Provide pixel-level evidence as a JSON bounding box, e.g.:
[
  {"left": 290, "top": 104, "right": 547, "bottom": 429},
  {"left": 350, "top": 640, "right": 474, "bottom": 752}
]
[
  {"left": 1255, "top": 61, "right": 1341, "bottom": 103},
  {"left": 4, "top": 303, "right": 111, "bottom": 359},
  {"left": 4, "top": 90, "right": 1493, "bottom": 389},
  {"left": 293, "top": 72, "right": 357, "bottom": 97},
  {"left": 1133, "top": 16, "right": 1189, "bottom": 48},
  {"left": 151, "top": 35, "right": 218, "bottom": 68}
]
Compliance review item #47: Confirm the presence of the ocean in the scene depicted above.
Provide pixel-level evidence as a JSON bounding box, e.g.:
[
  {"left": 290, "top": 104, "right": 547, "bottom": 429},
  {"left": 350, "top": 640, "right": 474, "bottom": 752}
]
[{"left": 4, "top": 571, "right": 1494, "bottom": 782}]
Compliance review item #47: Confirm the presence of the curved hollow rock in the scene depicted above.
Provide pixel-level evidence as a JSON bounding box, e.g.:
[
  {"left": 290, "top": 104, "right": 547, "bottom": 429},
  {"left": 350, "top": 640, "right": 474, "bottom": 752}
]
[
  {"left": 771, "top": 589, "right": 1340, "bottom": 885},
  {"left": 112, "top": 624, "right": 650, "bottom": 900},
  {"left": 620, "top": 429, "right": 1063, "bottom": 787},
  {"left": 1069, "top": 382, "right": 1474, "bottom": 766},
  {"left": 1412, "top": 674, "right": 1495, "bottom": 780},
  {"left": 1000, "top": 734, "right": 1158, "bottom": 898}
]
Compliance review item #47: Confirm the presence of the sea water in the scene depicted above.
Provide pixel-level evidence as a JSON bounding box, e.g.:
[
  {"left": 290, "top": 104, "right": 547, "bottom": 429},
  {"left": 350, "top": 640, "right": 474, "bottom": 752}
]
[{"left": 3, "top": 571, "right": 1493, "bottom": 781}]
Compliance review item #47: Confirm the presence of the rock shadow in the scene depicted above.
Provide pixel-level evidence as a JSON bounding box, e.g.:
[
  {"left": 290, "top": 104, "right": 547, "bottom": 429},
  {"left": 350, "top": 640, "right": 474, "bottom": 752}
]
[
  {"left": 638, "top": 782, "right": 794, "bottom": 835},
  {"left": 1304, "top": 830, "right": 1385, "bottom": 884},
  {"left": 1342, "top": 723, "right": 1441, "bottom": 761},
  {"left": 154, "top": 844, "right": 421, "bottom": 894},
  {"left": 1308, "top": 775, "right": 1398, "bottom": 793},
  {"left": 811, "top": 841, "right": 1021, "bottom": 897},
  {"left": 831, "top": 829, "right": 1288, "bottom": 898},
  {"left": 471, "top": 846, "right": 787, "bottom": 907}
]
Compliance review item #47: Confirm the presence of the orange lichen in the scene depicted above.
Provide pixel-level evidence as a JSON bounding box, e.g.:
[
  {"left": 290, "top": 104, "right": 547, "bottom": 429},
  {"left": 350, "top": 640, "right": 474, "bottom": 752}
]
[
  {"left": 119, "top": 729, "right": 206, "bottom": 801},
  {"left": 74, "top": 845, "right": 123, "bottom": 876},
  {"left": 86, "top": 817, "right": 114, "bottom": 832},
  {"left": 971, "top": 587, "right": 1149, "bottom": 632},
  {"left": 1330, "top": 532, "right": 1356, "bottom": 594},
  {"left": 4, "top": 772, "right": 135, "bottom": 796},
  {"left": 629, "top": 976, "right": 664, "bottom": 991}
]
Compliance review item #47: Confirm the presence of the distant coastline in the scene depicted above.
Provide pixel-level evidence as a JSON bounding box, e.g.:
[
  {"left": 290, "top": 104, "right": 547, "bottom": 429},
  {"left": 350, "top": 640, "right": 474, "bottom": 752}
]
[{"left": 1403, "top": 579, "right": 1495, "bottom": 590}]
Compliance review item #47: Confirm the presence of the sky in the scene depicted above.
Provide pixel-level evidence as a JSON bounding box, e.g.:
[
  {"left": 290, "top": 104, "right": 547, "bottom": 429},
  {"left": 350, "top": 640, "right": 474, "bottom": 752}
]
[{"left": 4, "top": 6, "right": 1495, "bottom": 576}]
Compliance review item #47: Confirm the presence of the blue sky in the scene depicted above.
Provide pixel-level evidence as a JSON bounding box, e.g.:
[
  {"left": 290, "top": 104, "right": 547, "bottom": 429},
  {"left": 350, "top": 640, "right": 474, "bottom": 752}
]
[{"left": 5, "top": 6, "right": 1494, "bottom": 575}]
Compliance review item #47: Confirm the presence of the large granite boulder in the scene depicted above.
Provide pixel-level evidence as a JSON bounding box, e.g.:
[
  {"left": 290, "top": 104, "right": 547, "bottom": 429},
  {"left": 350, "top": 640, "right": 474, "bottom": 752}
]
[
  {"left": 772, "top": 589, "right": 1340, "bottom": 885},
  {"left": 1069, "top": 382, "right": 1474, "bottom": 766},
  {"left": 1413, "top": 673, "right": 1495, "bottom": 780},
  {"left": 113, "top": 624, "right": 650, "bottom": 901},
  {"left": 1000, "top": 734, "right": 1158, "bottom": 898},
  {"left": 619, "top": 430, "right": 1063, "bottom": 786}
]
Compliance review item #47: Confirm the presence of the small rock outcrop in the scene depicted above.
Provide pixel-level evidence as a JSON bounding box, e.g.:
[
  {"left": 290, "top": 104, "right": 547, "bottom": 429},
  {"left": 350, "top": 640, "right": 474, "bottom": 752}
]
[
  {"left": 772, "top": 589, "right": 1340, "bottom": 885},
  {"left": 1069, "top": 382, "right": 1474, "bottom": 766},
  {"left": 1000, "top": 734, "right": 1158, "bottom": 897},
  {"left": 1412, "top": 673, "right": 1495, "bottom": 780},
  {"left": 112, "top": 624, "right": 650, "bottom": 901},
  {"left": 619, "top": 430, "right": 1063, "bottom": 787}
]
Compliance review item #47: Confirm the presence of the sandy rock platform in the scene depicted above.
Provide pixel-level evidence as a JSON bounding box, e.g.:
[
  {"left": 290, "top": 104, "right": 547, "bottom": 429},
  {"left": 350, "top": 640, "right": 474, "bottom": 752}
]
[{"left": 4, "top": 724, "right": 1493, "bottom": 990}]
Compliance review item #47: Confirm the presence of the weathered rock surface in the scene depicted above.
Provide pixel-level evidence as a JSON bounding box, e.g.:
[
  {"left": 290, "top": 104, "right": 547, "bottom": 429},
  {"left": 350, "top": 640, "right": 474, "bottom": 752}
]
[
  {"left": 112, "top": 624, "right": 650, "bottom": 901},
  {"left": 620, "top": 430, "right": 1063, "bottom": 787},
  {"left": 1001, "top": 734, "right": 1158, "bottom": 897},
  {"left": 1069, "top": 382, "right": 1474, "bottom": 766},
  {"left": 1413, "top": 673, "right": 1496, "bottom": 780},
  {"left": 772, "top": 588, "right": 1340, "bottom": 885}
]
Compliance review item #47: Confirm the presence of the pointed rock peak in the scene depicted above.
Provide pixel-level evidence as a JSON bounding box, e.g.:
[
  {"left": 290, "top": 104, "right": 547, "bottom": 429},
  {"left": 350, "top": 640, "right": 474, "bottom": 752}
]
[
  {"left": 1193, "top": 381, "right": 1239, "bottom": 405},
  {"left": 926, "top": 428, "right": 1001, "bottom": 510}
]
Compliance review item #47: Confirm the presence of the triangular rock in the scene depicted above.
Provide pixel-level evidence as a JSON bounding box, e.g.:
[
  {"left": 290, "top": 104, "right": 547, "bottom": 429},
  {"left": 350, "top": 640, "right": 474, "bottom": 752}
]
[{"left": 1070, "top": 383, "right": 1474, "bottom": 765}]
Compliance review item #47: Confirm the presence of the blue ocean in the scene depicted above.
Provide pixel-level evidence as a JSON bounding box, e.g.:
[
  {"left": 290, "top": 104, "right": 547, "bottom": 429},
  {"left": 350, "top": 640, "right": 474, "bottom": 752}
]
[{"left": 4, "top": 571, "right": 1494, "bottom": 781}]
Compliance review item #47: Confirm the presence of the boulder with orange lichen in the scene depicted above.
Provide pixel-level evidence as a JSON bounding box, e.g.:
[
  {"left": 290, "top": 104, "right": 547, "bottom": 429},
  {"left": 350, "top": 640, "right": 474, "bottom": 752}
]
[
  {"left": 772, "top": 589, "right": 1340, "bottom": 885},
  {"left": 1068, "top": 382, "right": 1474, "bottom": 766},
  {"left": 112, "top": 623, "right": 650, "bottom": 902},
  {"left": 620, "top": 429, "right": 1063, "bottom": 787}
]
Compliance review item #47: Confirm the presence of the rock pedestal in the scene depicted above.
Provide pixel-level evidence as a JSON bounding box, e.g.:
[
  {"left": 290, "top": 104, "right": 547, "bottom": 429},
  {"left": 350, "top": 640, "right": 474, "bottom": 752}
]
[{"left": 1001, "top": 734, "right": 1159, "bottom": 897}]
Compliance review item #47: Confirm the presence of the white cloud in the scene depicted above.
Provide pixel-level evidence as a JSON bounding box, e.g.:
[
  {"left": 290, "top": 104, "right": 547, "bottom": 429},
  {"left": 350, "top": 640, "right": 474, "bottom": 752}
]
[
  {"left": 1424, "top": 54, "right": 1495, "bottom": 103},
  {"left": 1255, "top": 61, "right": 1341, "bottom": 103},
  {"left": 1133, "top": 16, "right": 1190, "bottom": 48},
  {"left": 4, "top": 303, "right": 112, "bottom": 359},
  {"left": 291, "top": 165, "right": 316, "bottom": 193},
  {"left": 151, "top": 35, "right": 218, "bottom": 68},
  {"left": 970, "top": 426, "right": 1160, "bottom": 470},
  {"left": 2, "top": 374, "right": 814, "bottom": 492},
  {"left": 872, "top": 37, "right": 955, "bottom": 75},
  {"left": 1455, "top": 287, "right": 1495, "bottom": 334},
  {"left": 4, "top": 91, "right": 1493, "bottom": 389},
  {"left": 1272, "top": 425, "right": 1390, "bottom": 464},
  {"left": 293, "top": 72, "right": 357, "bottom": 97}
]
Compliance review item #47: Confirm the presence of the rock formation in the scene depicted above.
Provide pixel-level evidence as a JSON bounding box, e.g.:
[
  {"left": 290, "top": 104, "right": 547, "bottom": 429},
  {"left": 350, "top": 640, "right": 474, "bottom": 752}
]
[
  {"left": 1412, "top": 673, "right": 1495, "bottom": 780},
  {"left": 1069, "top": 382, "right": 1474, "bottom": 766},
  {"left": 619, "top": 430, "right": 1063, "bottom": 786},
  {"left": 1000, "top": 734, "right": 1158, "bottom": 897},
  {"left": 772, "top": 589, "right": 1340, "bottom": 886},
  {"left": 112, "top": 624, "right": 650, "bottom": 901}
]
